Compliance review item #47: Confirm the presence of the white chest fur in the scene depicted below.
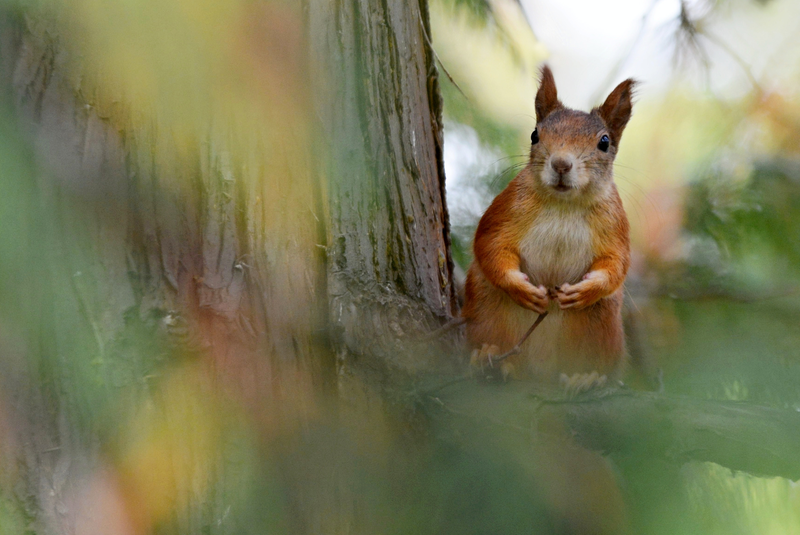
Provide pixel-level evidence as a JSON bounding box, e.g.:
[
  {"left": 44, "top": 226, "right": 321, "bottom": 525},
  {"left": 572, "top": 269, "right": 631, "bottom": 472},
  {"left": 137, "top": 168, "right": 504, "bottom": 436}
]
[{"left": 518, "top": 206, "right": 594, "bottom": 287}]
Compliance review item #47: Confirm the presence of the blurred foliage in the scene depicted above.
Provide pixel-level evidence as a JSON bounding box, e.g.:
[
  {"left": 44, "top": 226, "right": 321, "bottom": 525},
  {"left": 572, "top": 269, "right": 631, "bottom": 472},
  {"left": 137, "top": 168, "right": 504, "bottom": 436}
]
[
  {"left": 1, "top": 0, "right": 800, "bottom": 533},
  {"left": 432, "top": 0, "right": 531, "bottom": 64},
  {"left": 436, "top": 0, "right": 494, "bottom": 23},
  {"left": 0, "top": 496, "right": 28, "bottom": 535},
  {"left": 686, "top": 462, "right": 800, "bottom": 535},
  {"left": 627, "top": 86, "right": 800, "bottom": 533},
  {"left": 684, "top": 159, "right": 800, "bottom": 289}
]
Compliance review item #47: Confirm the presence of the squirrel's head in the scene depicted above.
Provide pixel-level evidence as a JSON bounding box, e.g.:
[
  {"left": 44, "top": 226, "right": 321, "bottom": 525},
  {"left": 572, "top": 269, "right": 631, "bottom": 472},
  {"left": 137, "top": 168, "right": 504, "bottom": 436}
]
[{"left": 528, "top": 65, "right": 637, "bottom": 203}]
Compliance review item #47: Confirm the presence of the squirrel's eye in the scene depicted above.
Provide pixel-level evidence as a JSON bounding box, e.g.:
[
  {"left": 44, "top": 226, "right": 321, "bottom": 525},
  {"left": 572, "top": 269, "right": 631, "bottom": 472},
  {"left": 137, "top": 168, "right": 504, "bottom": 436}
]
[
  {"left": 598, "top": 134, "right": 610, "bottom": 152},
  {"left": 531, "top": 128, "right": 539, "bottom": 145}
]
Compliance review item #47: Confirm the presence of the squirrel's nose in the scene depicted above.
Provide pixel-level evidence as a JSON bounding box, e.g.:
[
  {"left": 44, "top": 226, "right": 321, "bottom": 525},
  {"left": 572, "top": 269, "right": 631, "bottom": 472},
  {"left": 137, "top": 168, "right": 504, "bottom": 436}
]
[{"left": 551, "top": 157, "right": 572, "bottom": 175}]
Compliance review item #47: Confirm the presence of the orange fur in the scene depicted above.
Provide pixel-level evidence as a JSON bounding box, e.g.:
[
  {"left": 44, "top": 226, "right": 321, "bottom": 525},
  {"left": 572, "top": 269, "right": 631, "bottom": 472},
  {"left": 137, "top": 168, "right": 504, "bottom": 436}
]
[{"left": 463, "top": 66, "right": 634, "bottom": 380}]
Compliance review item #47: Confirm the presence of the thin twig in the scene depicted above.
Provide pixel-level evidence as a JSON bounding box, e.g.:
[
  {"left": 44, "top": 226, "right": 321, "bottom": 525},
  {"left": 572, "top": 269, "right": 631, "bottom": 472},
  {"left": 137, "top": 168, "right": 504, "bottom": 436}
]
[
  {"left": 425, "top": 375, "right": 471, "bottom": 395},
  {"left": 418, "top": 9, "right": 469, "bottom": 101},
  {"left": 590, "top": 0, "right": 662, "bottom": 105},
  {"left": 699, "top": 30, "right": 763, "bottom": 95},
  {"left": 489, "top": 312, "right": 548, "bottom": 365},
  {"left": 419, "top": 317, "right": 468, "bottom": 341},
  {"left": 69, "top": 272, "right": 106, "bottom": 365},
  {"left": 424, "top": 313, "right": 548, "bottom": 394},
  {"left": 655, "top": 286, "right": 800, "bottom": 304}
]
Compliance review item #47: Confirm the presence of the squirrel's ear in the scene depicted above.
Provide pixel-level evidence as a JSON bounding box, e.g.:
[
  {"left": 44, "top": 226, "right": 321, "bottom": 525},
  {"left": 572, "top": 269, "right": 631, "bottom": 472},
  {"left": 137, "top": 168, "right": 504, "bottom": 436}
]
[
  {"left": 596, "top": 79, "right": 638, "bottom": 147},
  {"left": 535, "top": 65, "right": 562, "bottom": 122}
]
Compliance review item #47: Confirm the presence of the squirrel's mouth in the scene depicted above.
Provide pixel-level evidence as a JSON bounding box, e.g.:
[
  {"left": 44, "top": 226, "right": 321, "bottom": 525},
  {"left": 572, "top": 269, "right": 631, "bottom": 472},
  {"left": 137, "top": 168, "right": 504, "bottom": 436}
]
[{"left": 553, "top": 184, "right": 571, "bottom": 192}]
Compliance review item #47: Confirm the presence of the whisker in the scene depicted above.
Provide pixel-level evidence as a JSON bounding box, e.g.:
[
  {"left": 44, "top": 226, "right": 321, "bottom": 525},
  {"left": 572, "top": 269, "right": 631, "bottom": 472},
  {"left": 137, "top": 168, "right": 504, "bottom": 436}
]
[
  {"left": 614, "top": 173, "right": 664, "bottom": 231},
  {"left": 488, "top": 161, "right": 530, "bottom": 189},
  {"left": 613, "top": 162, "right": 650, "bottom": 173},
  {"left": 616, "top": 186, "right": 649, "bottom": 229},
  {"left": 611, "top": 163, "right": 663, "bottom": 207},
  {"left": 624, "top": 286, "right": 642, "bottom": 315},
  {"left": 612, "top": 174, "right": 663, "bottom": 227},
  {"left": 488, "top": 154, "right": 529, "bottom": 166},
  {"left": 513, "top": 113, "right": 537, "bottom": 123},
  {"left": 573, "top": 159, "right": 657, "bottom": 229}
]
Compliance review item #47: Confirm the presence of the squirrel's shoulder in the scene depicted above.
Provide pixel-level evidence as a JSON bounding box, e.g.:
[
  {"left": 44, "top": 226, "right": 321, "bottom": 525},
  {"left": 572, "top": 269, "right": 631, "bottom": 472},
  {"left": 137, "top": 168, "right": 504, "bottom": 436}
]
[{"left": 479, "top": 171, "right": 542, "bottom": 227}]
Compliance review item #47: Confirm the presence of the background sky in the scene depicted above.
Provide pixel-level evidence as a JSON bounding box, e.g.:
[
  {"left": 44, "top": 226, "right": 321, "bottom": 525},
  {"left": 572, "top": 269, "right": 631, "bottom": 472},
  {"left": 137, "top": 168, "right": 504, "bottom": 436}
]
[{"left": 521, "top": 0, "right": 800, "bottom": 105}]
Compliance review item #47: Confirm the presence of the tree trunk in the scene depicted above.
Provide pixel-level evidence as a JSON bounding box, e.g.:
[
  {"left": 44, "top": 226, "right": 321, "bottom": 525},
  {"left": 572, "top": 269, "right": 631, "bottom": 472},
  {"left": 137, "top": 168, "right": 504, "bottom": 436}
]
[{"left": 311, "top": 0, "right": 458, "bottom": 372}]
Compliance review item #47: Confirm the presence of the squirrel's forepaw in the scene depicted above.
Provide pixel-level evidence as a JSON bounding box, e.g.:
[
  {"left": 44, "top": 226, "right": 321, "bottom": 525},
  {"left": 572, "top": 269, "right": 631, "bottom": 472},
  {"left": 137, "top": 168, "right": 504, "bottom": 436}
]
[
  {"left": 470, "top": 344, "right": 513, "bottom": 382},
  {"left": 559, "top": 371, "right": 607, "bottom": 399},
  {"left": 556, "top": 272, "right": 607, "bottom": 310},
  {"left": 504, "top": 271, "right": 550, "bottom": 313}
]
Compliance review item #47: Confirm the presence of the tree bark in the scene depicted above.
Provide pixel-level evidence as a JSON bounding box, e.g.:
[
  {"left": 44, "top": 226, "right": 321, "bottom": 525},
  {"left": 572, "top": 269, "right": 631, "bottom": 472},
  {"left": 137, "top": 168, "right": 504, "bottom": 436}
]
[{"left": 310, "top": 0, "right": 458, "bottom": 372}]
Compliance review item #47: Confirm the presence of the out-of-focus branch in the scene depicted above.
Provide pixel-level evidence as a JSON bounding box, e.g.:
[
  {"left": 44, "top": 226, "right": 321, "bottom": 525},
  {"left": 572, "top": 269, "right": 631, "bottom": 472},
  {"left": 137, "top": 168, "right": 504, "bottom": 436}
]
[
  {"left": 672, "top": 0, "right": 766, "bottom": 94},
  {"left": 590, "top": 0, "right": 663, "bottom": 105},
  {"left": 652, "top": 285, "right": 800, "bottom": 304},
  {"left": 427, "top": 382, "right": 800, "bottom": 481},
  {"left": 699, "top": 29, "right": 763, "bottom": 94}
]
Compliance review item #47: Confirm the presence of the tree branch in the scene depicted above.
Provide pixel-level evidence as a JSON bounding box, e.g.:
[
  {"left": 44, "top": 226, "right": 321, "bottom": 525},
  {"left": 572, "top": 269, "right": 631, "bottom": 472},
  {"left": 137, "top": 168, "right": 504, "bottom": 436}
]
[{"left": 427, "top": 382, "right": 800, "bottom": 481}]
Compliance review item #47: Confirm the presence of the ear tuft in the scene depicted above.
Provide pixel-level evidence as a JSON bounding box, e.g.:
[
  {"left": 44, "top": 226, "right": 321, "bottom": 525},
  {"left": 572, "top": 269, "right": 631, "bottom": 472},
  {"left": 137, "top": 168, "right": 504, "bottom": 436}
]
[
  {"left": 595, "top": 79, "right": 638, "bottom": 147},
  {"left": 535, "top": 65, "right": 563, "bottom": 123}
]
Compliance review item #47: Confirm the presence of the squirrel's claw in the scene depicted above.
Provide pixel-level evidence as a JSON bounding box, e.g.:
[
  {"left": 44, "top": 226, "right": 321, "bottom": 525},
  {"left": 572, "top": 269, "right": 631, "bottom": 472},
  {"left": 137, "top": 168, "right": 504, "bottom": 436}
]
[
  {"left": 470, "top": 344, "right": 513, "bottom": 382},
  {"left": 470, "top": 343, "right": 500, "bottom": 369},
  {"left": 559, "top": 371, "right": 607, "bottom": 398}
]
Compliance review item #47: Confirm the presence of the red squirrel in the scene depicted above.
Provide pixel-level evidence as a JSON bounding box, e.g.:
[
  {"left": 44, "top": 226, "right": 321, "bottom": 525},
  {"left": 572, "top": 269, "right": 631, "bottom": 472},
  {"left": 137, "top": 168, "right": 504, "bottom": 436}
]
[{"left": 462, "top": 65, "right": 635, "bottom": 382}]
